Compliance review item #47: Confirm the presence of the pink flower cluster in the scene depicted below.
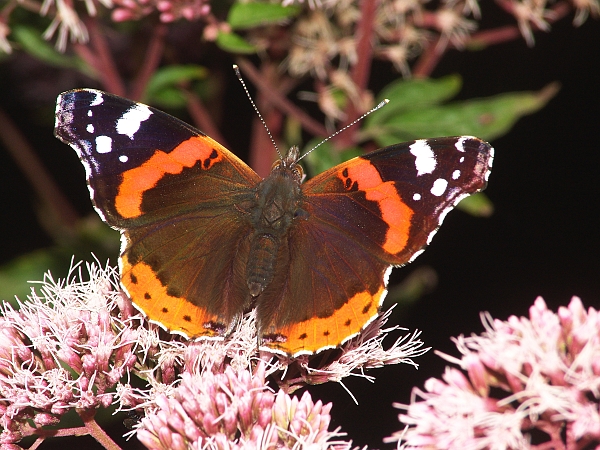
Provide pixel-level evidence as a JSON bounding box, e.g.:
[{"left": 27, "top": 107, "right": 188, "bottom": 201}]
[
  {"left": 0, "top": 260, "right": 428, "bottom": 447},
  {"left": 136, "top": 363, "right": 350, "bottom": 449},
  {"left": 111, "top": 0, "right": 210, "bottom": 23},
  {"left": 0, "top": 263, "right": 139, "bottom": 444},
  {"left": 390, "top": 297, "right": 600, "bottom": 449}
]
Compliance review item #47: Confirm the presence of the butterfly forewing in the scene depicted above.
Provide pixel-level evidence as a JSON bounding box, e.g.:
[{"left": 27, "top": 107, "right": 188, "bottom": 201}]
[
  {"left": 303, "top": 136, "right": 493, "bottom": 265},
  {"left": 54, "top": 89, "right": 261, "bottom": 228}
]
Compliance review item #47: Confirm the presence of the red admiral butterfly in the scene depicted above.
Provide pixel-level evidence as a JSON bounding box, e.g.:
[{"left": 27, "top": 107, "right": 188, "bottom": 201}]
[{"left": 54, "top": 88, "right": 493, "bottom": 356}]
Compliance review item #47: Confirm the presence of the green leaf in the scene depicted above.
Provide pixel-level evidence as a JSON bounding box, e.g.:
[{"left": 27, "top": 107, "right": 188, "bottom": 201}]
[
  {"left": 371, "top": 83, "right": 559, "bottom": 146},
  {"left": 384, "top": 266, "right": 438, "bottom": 309},
  {"left": 227, "top": 3, "right": 301, "bottom": 29},
  {"left": 366, "top": 75, "right": 462, "bottom": 127},
  {"left": 216, "top": 31, "right": 257, "bottom": 54},
  {"left": 0, "top": 249, "right": 58, "bottom": 306},
  {"left": 456, "top": 192, "right": 494, "bottom": 217},
  {"left": 0, "top": 217, "right": 119, "bottom": 307},
  {"left": 11, "top": 25, "right": 94, "bottom": 77},
  {"left": 144, "top": 64, "right": 208, "bottom": 108},
  {"left": 302, "top": 139, "right": 363, "bottom": 176}
]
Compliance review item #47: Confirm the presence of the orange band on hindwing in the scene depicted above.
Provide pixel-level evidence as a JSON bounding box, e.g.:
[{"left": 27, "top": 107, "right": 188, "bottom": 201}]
[
  {"left": 263, "top": 285, "right": 385, "bottom": 356},
  {"left": 338, "top": 160, "right": 413, "bottom": 255},
  {"left": 121, "top": 254, "right": 226, "bottom": 338},
  {"left": 115, "top": 137, "right": 224, "bottom": 219}
]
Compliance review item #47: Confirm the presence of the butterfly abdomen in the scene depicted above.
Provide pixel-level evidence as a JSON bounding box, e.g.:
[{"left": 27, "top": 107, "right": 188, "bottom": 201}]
[
  {"left": 246, "top": 158, "right": 304, "bottom": 297},
  {"left": 246, "top": 233, "right": 278, "bottom": 296}
]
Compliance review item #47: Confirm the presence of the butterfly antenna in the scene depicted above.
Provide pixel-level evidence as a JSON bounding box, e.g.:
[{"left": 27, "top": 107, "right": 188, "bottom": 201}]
[
  {"left": 233, "top": 64, "right": 283, "bottom": 159},
  {"left": 296, "top": 99, "right": 389, "bottom": 163}
]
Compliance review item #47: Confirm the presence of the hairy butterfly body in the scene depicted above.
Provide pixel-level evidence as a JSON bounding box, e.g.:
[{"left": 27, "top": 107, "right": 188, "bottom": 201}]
[{"left": 55, "top": 89, "right": 493, "bottom": 356}]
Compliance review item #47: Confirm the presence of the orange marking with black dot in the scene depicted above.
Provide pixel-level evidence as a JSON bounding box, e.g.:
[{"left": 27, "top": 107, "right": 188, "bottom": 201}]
[
  {"left": 115, "top": 136, "right": 224, "bottom": 219},
  {"left": 264, "top": 285, "right": 385, "bottom": 356},
  {"left": 121, "top": 254, "right": 225, "bottom": 338},
  {"left": 338, "top": 159, "right": 413, "bottom": 255}
]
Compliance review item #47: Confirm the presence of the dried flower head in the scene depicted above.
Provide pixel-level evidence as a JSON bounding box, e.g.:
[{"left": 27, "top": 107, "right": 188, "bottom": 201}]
[
  {"left": 388, "top": 296, "right": 600, "bottom": 449},
  {"left": 571, "top": 0, "right": 600, "bottom": 25},
  {"left": 433, "top": 6, "right": 478, "bottom": 49},
  {"left": 0, "top": 19, "right": 12, "bottom": 54},
  {"left": 41, "top": 0, "right": 91, "bottom": 51},
  {"left": 507, "top": 0, "right": 554, "bottom": 46}
]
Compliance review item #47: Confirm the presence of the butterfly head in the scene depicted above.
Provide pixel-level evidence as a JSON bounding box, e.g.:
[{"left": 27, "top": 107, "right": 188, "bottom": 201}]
[{"left": 270, "top": 146, "right": 304, "bottom": 184}]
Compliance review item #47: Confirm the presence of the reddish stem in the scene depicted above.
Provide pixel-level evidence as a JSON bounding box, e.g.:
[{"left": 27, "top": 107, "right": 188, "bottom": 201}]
[
  {"left": 414, "top": 1, "right": 572, "bottom": 77},
  {"left": 339, "top": 0, "right": 378, "bottom": 145},
  {"left": 250, "top": 101, "right": 283, "bottom": 177},
  {"left": 236, "top": 58, "right": 328, "bottom": 138},
  {"left": 0, "top": 107, "right": 80, "bottom": 232},
  {"left": 349, "top": 0, "right": 377, "bottom": 94},
  {"left": 85, "top": 17, "right": 126, "bottom": 96},
  {"left": 72, "top": 41, "right": 100, "bottom": 78},
  {"left": 80, "top": 410, "right": 122, "bottom": 450},
  {"left": 468, "top": 25, "right": 524, "bottom": 47},
  {"left": 184, "top": 89, "right": 229, "bottom": 148},
  {"left": 412, "top": 36, "right": 444, "bottom": 78},
  {"left": 130, "top": 22, "right": 168, "bottom": 100}
]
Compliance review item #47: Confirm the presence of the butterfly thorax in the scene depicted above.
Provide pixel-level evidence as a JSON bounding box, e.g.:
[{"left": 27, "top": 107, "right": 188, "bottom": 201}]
[{"left": 246, "top": 147, "right": 304, "bottom": 297}]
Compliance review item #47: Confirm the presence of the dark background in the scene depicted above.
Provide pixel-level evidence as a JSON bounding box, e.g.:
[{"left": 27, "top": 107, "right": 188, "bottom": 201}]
[{"left": 1, "top": 12, "right": 599, "bottom": 450}]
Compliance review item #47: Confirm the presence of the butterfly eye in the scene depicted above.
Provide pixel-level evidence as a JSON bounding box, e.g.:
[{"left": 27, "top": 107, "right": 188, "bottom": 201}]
[
  {"left": 270, "top": 159, "right": 283, "bottom": 171},
  {"left": 293, "top": 164, "right": 304, "bottom": 182}
]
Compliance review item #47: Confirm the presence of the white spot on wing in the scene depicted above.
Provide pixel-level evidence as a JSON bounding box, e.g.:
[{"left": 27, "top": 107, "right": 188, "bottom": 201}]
[
  {"left": 460, "top": 156, "right": 465, "bottom": 163},
  {"left": 408, "top": 248, "right": 425, "bottom": 263},
  {"left": 96, "top": 135, "right": 112, "bottom": 153},
  {"left": 86, "top": 123, "right": 94, "bottom": 134},
  {"left": 430, "top": 178, "right": 448, "bottom": 196},
  {"left": 88, "top": 110, "right": 93, "bottom": 117},
  {"left": 426, "top": 228, "right": 439, "bottom": 245},
  {"left": 119, "top": 155, "right": 128, "bottom": 163},
  {"left": 410, "top": 140, "right": 436, "bottom": 176},
  {"left": 452, "top": 169, "right": 461, "bottom": 180},
  {"left": 437, "top": 191, "right": 470, "bottom": 228},
  {"left": 455, "top": 136, "right": 472, "bottom": 152},
  {"left": 483, "top": 146, "right": 494, "bottom": 181},
  {"left": 90, "top": 91, "right": 104, "bottom": 106},
  {"left": 413, "top": 193, "right": 421, "bottom": 201},
  {"left": 116, "top": 104, "right": 152, "bottom": 139},
  {"left": 383, "top": 266, "right": 393, "bottom": 287}
]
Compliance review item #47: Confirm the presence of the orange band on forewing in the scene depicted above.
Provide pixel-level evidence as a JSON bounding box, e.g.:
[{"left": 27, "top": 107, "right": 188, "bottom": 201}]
[
  {"left": 121, "top": 254, "right": 224, "bottom": 338},
  {"left": 341, "top": 161, "right": 413, "bottom": 255},
  {"left": 266, "top": 285, "right": 384, "bottom": 356},
  {"left": 115, "top": 136, "right": 223, "bottom": 218}
]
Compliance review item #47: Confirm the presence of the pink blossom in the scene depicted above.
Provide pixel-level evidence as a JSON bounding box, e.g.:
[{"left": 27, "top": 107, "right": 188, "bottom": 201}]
[
  {"left": 0, "top": 262, "right": 140, "bottom": 444},
  {"left": 389, "top": 297, "right": 600, "bottom": 449},
  {"left": 136, "top": 363, "right": 351, "bottom": 449},
  {"left": 111, "top": 0, "right": 210, "bottom": 23}
]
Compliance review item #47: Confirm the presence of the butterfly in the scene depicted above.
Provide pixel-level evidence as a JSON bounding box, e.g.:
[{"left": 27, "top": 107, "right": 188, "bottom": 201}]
[{"left": 54, "top": 88, "right": 493, "bottom": 356}]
